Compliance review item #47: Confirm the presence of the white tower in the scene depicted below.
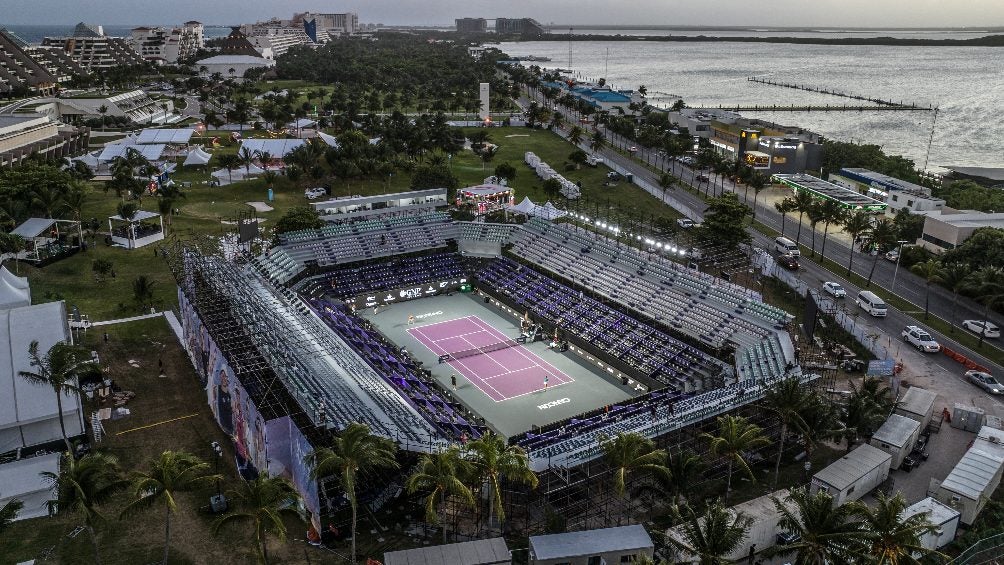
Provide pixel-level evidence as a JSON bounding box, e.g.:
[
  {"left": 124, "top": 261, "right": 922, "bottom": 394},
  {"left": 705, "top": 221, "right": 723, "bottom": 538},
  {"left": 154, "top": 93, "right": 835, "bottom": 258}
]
[{"left": 479, "top": 82, "right": 490, "bottom": 121}]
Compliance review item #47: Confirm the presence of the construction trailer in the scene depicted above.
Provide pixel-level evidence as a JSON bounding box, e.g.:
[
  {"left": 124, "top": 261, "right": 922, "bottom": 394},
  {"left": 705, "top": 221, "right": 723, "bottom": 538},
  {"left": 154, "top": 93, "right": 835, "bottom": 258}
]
[
  {"left": 952, "top": 403, "right": 985, "bottom": 433},
  {"left": 902, "top": 497, "right": 960, "bottom": 551},
  {"left": 529, "top": 525, "right": 654, "bottom": 565},
  {"left": 810, "top": 444, "right": 892, "bottom": 506},
  {"left": 723, "top": 489, "right": 796, "bottom": 561},
  {"left": 895, "top": 387, "right": 938, "bottom": 430},
  {"left": 870, "top": 414, "right": 922, "bottom": 470},
  {"left": 930, "top": 426, "right": 1004, "bottom": 525}
]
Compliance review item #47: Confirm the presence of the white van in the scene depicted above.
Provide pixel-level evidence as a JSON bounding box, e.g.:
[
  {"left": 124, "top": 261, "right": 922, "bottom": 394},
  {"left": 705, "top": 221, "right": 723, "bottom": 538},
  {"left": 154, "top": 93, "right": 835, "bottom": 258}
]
[
  {"left": 775, "top": 236, "right": 800, "bottom": 257},
  {"left": 857, "top": 290, "right": 887, "bottom": 317}
]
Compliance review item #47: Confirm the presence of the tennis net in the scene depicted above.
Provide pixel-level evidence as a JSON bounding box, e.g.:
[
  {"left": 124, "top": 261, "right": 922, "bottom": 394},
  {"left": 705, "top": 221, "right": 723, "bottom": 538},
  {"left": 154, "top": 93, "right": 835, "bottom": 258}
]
[{"left": 438, "top": 336, "right": 525, "bottom": 363}]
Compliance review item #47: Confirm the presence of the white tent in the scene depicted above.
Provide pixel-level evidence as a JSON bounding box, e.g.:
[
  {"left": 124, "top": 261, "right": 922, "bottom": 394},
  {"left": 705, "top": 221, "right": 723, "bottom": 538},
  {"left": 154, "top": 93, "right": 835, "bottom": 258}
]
[
  {"left": 288, "top": 118, "right": 317, "bottom": 129},
  {"left": 212, "top": 163, "right": 265, "bottom": 184},
  {"left": 238, "top": 139, "right": 306, "bottom": 157},
  {"left": 0, "top": 452, "right": 60, "bottom": 521},
  {"left": 507, "top": 197, "right": 566, "bottom": 221},
  {"left": 0, "top": 267, "right": 30, "bottom": 310},
  {"left": 97, "top": 144, "right": 166, "bottom": 162},
  {"left": 183, "top": 146, "right": 213, "bottom": 166},
  {"left": 317, "top": 131, "right": 339, "bottom": 148},
  {"left": 135, "top": 128, "right": 195, "bottom": 144},
  {"left": 71, "top": 152, "right": 99, "bottom": 168}
]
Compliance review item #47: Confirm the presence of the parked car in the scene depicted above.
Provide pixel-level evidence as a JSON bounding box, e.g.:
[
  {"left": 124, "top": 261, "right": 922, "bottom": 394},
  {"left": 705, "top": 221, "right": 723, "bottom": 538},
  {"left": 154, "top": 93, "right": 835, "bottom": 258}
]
[
  {"left": 884, "top": 250, "right": 900, "bottom": 262},
  {"left": 606, "top": 171, "right": 621, "bottom": 180},
  {"left": 822, "top": 282, "right": 847, "bottom": 298},
  {"left": 902, "top": 325, "right": 941, "bottom": 353},
  {"left": 777, "top": 254, "right": 799, "bottom": 270},
  {"left": 304, "top": 187, "right": 327, "bottom": 200},
  {"left": 966, "top": 370, "right": 1004, "bottom": 395},
  {"left": 696, "top": 174, "right": 710, "bottom": 182},
  {"left": 627, "top": 146, "right": 638, "bottom": 153},
  {"left": 962, "top": 320, "right": 1001, "bottom": 339},
  {"left": 677, "top": 218, "right": 696, "bottom": 229}
]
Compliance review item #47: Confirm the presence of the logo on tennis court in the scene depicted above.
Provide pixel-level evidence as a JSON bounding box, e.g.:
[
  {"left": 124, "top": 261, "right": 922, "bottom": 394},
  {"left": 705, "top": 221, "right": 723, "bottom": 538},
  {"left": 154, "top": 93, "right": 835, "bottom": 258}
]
[
  {"left": 537, "top": 398, "right": 570, "bottom": 411},
  {"left": 414, "top": 311, "right": 443, "bottom": 320}
]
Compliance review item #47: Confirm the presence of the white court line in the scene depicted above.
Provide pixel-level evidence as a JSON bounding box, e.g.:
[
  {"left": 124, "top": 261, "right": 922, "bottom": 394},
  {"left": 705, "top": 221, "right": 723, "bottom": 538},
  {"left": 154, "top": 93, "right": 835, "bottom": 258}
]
[
  {"left": 411, "top": 315, "right": 479, "bottom": 331},
  {"left": 467, "top": 316, "right": 575, "bottom": 385}
]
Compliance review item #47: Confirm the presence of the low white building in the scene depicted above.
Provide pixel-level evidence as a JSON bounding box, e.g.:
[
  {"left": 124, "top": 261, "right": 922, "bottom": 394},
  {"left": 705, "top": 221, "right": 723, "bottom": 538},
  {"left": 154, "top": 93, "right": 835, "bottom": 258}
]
[
  {"left": 916, "top": 208, "right": 1004, "bottom": 254},
  {"left": 869, "top": 414, "right": 922, "bottom": 470},
  {"left": 195, "top": 55, "right": 275, "bottom": 80},
  {"left": 529, "top": 525, "right": 654, "bottom": 565},
  {"left": 810, "top": 443, "right": 891, "bottom": 506},
  {"left": 902, "top": 497, "right": 960, "bottom": 551},
  {"left": 930, "top": 426, "right": 1004, "bottom": 525},
  {"left": 895, "top": 386, "right": 938, "bottom": 430}
]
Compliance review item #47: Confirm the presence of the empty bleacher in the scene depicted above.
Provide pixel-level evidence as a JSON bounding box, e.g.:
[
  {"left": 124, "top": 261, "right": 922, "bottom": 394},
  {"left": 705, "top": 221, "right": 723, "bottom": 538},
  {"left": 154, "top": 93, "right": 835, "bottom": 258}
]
[
  {"left": 277, "top": 212, "right": 458, "bottom": 267},
  {"left": 323, "top": 253, "right": 465, "bottom": 299}
]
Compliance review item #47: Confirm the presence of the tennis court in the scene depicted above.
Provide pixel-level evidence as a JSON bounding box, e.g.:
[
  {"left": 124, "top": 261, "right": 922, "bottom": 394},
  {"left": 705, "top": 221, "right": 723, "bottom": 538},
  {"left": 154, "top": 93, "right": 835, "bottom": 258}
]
[{"left": 408, "top": 315, "right": 575, "bottom": 402}]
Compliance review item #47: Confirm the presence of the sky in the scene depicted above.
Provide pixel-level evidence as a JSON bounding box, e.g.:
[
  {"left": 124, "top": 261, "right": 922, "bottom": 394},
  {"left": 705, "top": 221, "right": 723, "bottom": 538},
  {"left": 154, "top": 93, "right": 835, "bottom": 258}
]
[{"left": 5, "top": 0, "right": 1004, "bottom": 28}]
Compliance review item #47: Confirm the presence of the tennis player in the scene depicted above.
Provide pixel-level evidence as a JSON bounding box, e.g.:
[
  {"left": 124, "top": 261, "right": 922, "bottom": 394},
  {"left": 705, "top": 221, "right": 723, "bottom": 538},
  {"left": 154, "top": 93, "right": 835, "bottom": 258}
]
[
  {"left": 407, "top": 314, "right": 415, "bottom": 325},
  {"left": 543, "top": 374, "right": 549, "bottom": 391}
]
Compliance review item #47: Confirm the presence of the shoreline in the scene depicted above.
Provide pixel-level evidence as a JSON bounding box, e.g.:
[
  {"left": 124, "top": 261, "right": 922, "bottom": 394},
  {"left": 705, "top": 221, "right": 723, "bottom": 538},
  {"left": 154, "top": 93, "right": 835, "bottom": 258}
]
[{"left": 517, "top": 33, "right": 1004, "bottom": 47}]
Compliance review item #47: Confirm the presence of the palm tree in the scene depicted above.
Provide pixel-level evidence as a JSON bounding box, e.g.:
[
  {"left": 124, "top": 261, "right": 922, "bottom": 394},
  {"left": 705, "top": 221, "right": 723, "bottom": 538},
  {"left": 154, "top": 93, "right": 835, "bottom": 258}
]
[
  {"left": 791, "top": 190, "right": 816, "bottom": 248},
  {"left": 598, "top": 432, "right": 669, "bottom": 498},
  {"left": 0, "top": 496, "right": 23, "bottom": 534},
  {"left": 305, "top": 422, "right": 398, "bottom": 564},
  {"left": 656, "top": 449, "right": 704, "bottom": 505},
  {"left": 405, "top": 446, "right": 475, "bottom": 543},
  {"left": 843, "top": 377, "right": 894, "bottom": 449},
  {"left": 761, "top": 378, "right": 810, "bottom": 490},
  {"left": 133, "top": 275, "right": 156, "bottom": 310},
  {"left": 775, "top": 197, "right": 797, "bottom": 237},
  {"left": 239, "top": 146, "right": 256, "bottom": 176},
  {"left": 818, "top": 200, "right": 848, "bottom": 262},
  {"left": 842, "top": 211, "right": 873, "bottom": 276},
  {"left": 767, "top": 487, "right": 866, "bottom": 565},
  {"left": 466, "top": 431, "right": 538, "bottom": 530},
  {"left": 855, "top": 492, "right": 938, "bottom": 564},
  {"left": 749, "top": 172, "right": 769, "bottom": 220},
  {"left": 568, "top": 125, "right": 583, "bottom": 146},
  {"left": 936, "top": 263, "right": 972, "bottom": 333},
  {"left": 701, "top": 415, "right": 769, "bottom": 502},
  {"left": 910, "top": 259, "right": 942, "bottom": 320},
  {"left": 18, "top": 340, "right": 95, "bottom": 454},
  {"left": 212, "top": 476, "right": 302, "bottom": 564},
  {"left": 590, "top": 130, "right": 605, "bottom": 152},
  {"left": 217, "top": 153, "right": 242, "bottom": 185},
  {"left": 796, "top": 393, "right": 844, "bottom": 461},
  {"left": 122, "top": 451, "right": 218, "bottom": 565},
  {"left": 41, "top": 452, "right": 127, "bottom": 565},
  {"left": 805, "top": 201, "right": 825, "bottom": 258},
  {"left": 965, "top": 266, "right": 1004, "bottom": 349},
  {"left": 866, "top": 218, "right": 898, "bottom": 287},
  {"left": 669, "top": 500, "right": 752, "bottom": 565}
]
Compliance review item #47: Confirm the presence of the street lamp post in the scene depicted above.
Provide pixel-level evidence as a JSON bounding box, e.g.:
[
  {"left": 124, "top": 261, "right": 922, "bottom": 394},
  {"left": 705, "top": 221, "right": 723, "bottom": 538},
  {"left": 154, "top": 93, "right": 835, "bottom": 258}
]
[{"left": 890, "top": 240, "right": 908, "bottom": 292}]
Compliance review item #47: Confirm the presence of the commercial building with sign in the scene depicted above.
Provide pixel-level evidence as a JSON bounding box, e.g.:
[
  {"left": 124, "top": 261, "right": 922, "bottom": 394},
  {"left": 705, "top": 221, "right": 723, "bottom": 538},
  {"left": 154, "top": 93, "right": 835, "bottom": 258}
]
[
  {"left": 829, "top": 168, "right": 945, "bottom": 216},
  {"left": 772, "top": 173, "right": 888, "bottom": 212},
  {"left": 710, "top": 121, "right": 822, "bottom": 174}
]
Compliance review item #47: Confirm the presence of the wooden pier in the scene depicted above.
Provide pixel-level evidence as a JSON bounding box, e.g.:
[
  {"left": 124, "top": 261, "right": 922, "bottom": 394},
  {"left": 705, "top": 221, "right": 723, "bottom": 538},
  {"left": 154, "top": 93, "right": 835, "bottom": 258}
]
[
  {"left": 743, "top": 76, "right": 930, "bottom": 110},
  {"left": 688, "top": 103, "right": 932, "bottom": 112}
]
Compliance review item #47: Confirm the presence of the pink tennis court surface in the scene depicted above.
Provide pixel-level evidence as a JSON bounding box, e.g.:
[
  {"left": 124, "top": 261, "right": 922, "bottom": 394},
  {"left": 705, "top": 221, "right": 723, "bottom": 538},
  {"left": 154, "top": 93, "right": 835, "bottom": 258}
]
[{"left": 408, "top": 315, "right": 574, "bottom": 402}]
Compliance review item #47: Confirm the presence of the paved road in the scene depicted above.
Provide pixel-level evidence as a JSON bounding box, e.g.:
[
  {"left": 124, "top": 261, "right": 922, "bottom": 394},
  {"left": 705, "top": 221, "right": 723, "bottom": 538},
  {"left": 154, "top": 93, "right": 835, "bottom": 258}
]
[{"left": 520, "top": 91, "right": 1004, "bottom": 418}]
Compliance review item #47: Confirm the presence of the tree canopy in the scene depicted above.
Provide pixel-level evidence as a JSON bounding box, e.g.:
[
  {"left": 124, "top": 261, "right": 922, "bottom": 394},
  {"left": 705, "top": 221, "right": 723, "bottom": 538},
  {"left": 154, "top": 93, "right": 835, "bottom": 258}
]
[{"left": 273, "top": 206, "right": 323, "bottom": 235}]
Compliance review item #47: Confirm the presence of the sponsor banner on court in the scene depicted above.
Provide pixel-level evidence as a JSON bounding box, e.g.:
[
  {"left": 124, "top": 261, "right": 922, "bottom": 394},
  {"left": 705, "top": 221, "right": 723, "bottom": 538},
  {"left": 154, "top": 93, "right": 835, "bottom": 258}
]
[{"left": 346, "top": 278, "right": 468, "bottom": 310}]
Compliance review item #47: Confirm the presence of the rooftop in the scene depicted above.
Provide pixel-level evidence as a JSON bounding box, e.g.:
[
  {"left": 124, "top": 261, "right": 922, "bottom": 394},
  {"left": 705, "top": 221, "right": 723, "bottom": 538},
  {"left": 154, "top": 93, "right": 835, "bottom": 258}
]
[
  {"left": 773, "top": 173, "right": 888, "bottom": 211},
  {"left": 530, "top": 525, "right": 653, "bottom": 560},
  {"left": 839, "top": 167, "right": 929, "bottom": 194},
  {"left": 922, "top": 209, "right": 1004, "bottom": 228},
  {"left": 813, "top": 443, "right": 891, "bottom": 490},
  {"left": 897, "top": 387, "right": 937, "bottom": 417},
  {"left": 940, "top": 426, "right": 1004, "bottom": 500},
  {"left": 902, "top": 497, "right": 960, "bottom": 526},
  {"left": 384, "top": 538, "right": 509, "bottom": 565},
  {"left": 196, "top": 54, "right": 275, "bottom": 65},
  {"left": 872, "top": 414, "right": 921, "bottom": 447}
]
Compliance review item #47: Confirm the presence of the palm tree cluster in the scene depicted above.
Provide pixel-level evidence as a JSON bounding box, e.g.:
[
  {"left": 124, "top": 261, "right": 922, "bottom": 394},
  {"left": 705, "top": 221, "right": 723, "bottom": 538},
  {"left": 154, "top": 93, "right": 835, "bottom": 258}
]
[
  {"left": 0, "top": 158, "right": 89, "bottom": 229},
  {"left": 275, "top": 34, "right": 508, "bottom": 116}
]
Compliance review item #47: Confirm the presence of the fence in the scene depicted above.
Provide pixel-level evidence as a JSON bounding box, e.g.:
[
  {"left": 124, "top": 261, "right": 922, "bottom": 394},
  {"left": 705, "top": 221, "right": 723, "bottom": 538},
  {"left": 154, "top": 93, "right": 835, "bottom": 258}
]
[
  {"left": 751, "top": 249, "right": 892, "bottom": 360},
  {"left": 950, "top": 533, "right": 1004, "bottom": 564}
]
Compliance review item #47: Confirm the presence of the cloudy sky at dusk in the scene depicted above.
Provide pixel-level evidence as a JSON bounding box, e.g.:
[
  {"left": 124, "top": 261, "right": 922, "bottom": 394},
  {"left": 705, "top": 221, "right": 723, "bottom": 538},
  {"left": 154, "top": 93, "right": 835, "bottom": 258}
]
[{"left": 5, "top": 0, "right": 1004, "bottom": 27}]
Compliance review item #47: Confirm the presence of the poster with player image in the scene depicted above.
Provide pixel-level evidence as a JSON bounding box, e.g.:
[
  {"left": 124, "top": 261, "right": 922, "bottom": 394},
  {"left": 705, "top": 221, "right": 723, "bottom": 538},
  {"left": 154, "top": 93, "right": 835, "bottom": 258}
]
[
  {"left": 229, "top": 376, "right": 268, "bottom": 478},
  {"left": 264, "top": 416, "right": 320, "bottom": 518},
  {"left": 210, "top": 356, "right": 234, "bottom": 436}
]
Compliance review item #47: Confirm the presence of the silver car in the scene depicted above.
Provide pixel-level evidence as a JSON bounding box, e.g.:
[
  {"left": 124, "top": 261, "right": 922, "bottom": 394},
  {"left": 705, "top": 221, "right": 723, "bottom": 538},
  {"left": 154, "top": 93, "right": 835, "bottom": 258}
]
[
  {"left": 962, "top": 320, "right": 1001, "bottom": 339},
  {"left": 966, "top": 370, "right": 1004, "bottom": 395}
]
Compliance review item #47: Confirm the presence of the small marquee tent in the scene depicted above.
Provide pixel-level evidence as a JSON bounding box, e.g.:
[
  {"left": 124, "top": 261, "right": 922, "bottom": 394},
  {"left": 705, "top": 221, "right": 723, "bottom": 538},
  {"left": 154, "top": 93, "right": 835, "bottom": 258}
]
[
  {"left": 97, "top": 143, "right": 166, "bottom": 162},
  {"left": 183, "top": 146, "right": 213, "bottom": 166},
  {"left": 237, "top": 138, "right": 306, "bottom": 157},
  {"left": 317, "top": 131, "right": 339, "bottom": 148},
  {"left": 0, "top": 266, "right": 30, "bottom": 309},
  {"left": 135, "top": 128, "right": 195, "bottom": 145}
]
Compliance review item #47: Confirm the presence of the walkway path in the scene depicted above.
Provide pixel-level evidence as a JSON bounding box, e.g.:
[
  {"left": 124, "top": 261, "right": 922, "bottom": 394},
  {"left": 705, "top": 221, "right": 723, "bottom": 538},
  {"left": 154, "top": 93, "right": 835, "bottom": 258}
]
[{"left": 90, "top": 311, "right": 164, "bottom": 327}]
